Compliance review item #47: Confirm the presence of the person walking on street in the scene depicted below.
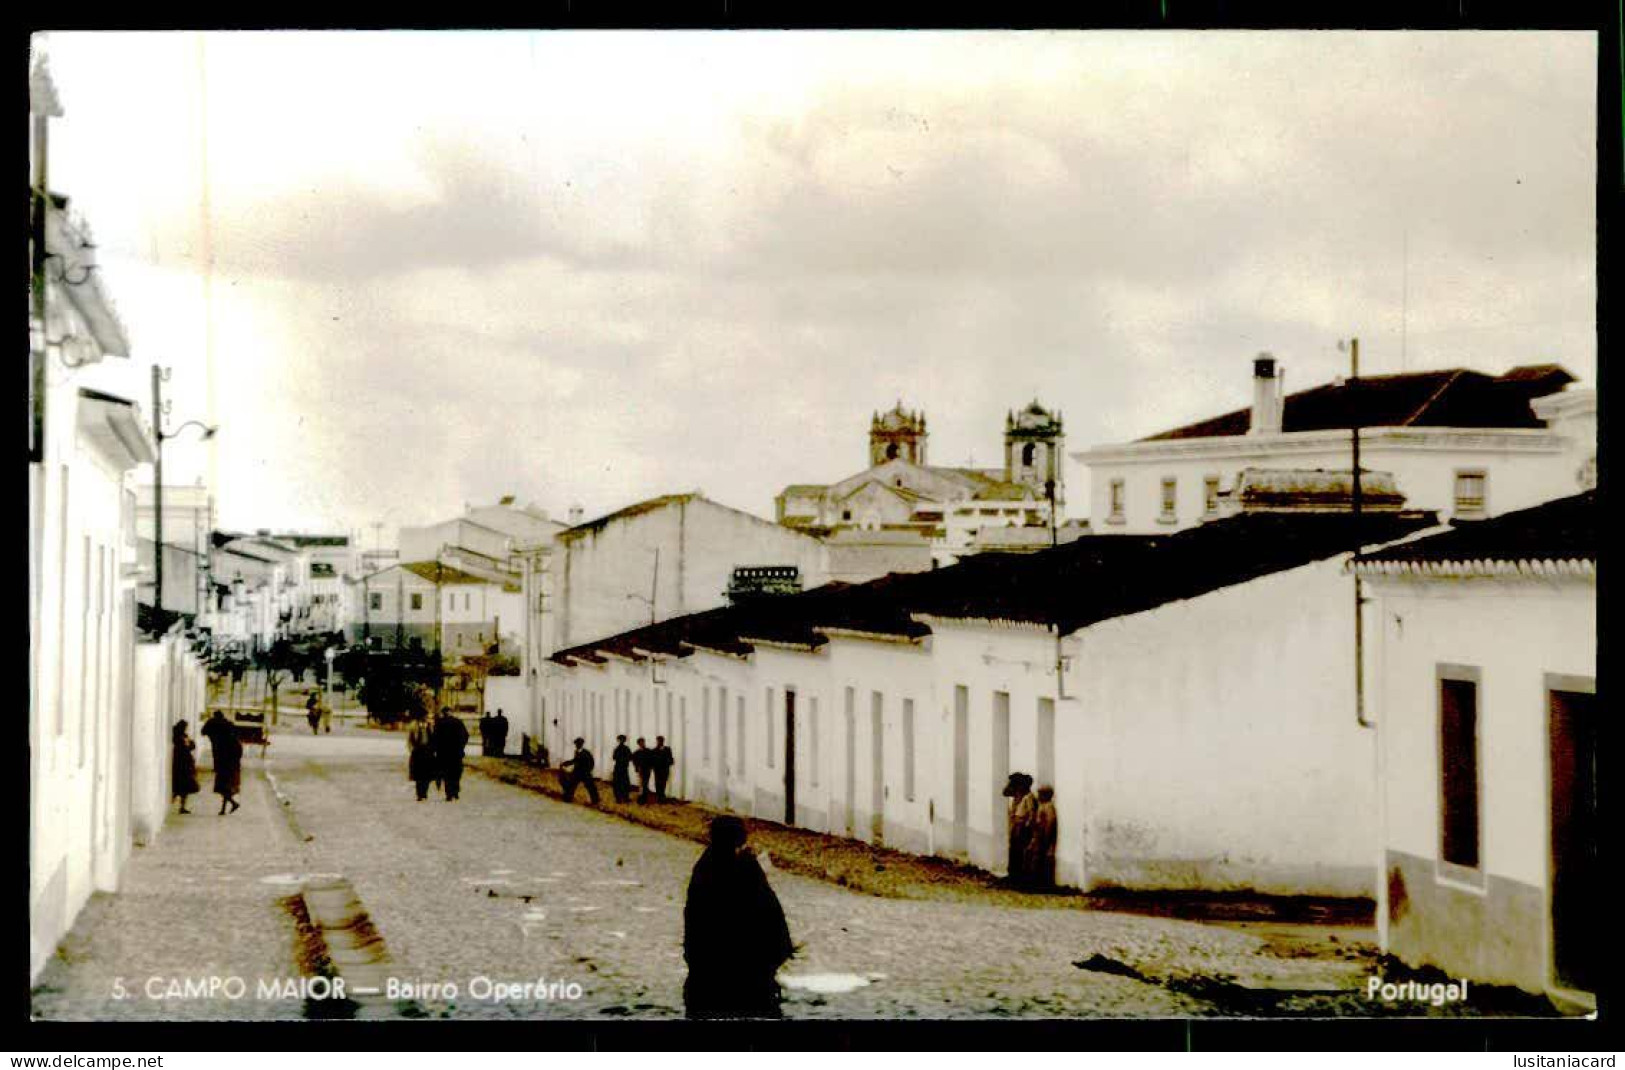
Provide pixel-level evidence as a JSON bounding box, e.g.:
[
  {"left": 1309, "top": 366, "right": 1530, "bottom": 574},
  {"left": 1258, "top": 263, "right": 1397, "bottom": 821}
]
[
  {"left": 683, "top": 816, "right": 795, "bottom": 1019},
  {"left": 633, "top": 737, "right": 654, "bottom": 803},
  {"left": 433, "top": 710, "right": 470, "bottom": 801},
  {"left": 201, "top": 710, "right": 242, "bottom": 815},
  {"left": 171, "top": 719, "right": 199, "bottom": 814},
  {"left": 1001, "top": 772, "right": 1037, "bottom": 888},
  {"left": 651, "top": 735, "right": 674, "bottom": 802},
  {"left": 406, "top": 711, "right": 436, "bottom": 801},
  {"left": 490, "top": 709, "right": 509, "bottom": 757},
  {"left": 610, "top": 735, "right": 634, "bottom": 804},
  {"left": 306, "top": 693, "right": 322, "bottom": 736},
  {"left": 559, "top": 737, "right": 599, "bottom": 805},
  {"left": 1024, "top": 784, "right": 1060, "bottom": 892},
  {"left": 479, "top": 711, "right": 495, "bottom": 757}
]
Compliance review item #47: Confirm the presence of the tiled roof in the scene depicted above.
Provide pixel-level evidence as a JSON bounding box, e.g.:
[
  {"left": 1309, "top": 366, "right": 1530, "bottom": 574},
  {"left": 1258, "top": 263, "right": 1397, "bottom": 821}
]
[
  {"left": 551, "top": 510, "right": 1436, "bottom": 663},
  {"left": 400, "top": 561, "right": 508, "bottom": 586},
  {"left": 1358, "top": 491, "right": 1594, "bottom": 567},
  {"left": 1141, "top": 366, "right": 1574, "bottom": 441}
]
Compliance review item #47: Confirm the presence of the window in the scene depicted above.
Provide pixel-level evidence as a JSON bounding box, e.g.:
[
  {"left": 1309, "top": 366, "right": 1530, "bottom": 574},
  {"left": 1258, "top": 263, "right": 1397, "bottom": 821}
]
[
  {"left": 766, "top": 688, "right": 776, "bottom": 768},
  {"left": 1438, "top": 667, "right": 1482, "bottom": 872},
  {"left": 1160, "top": 477, "right": 1178, "bottom": 522},
  {"left": 1037, "top": 697, "right": 1056, "bottom": 789},
  {"left": 410, "top": 592, "right": 423, "bottom": 610},
  {"left": 1203, "top": 476, "right": 1221, "bottom": 516},
  {"left": 369, "top": 591, "right": 383, "bottom": 611},
  {"left": 1021, "top": 442, "right": 1036, "bottom": 467},
  {"left": 903, "top": 698, "right": 916, "bottom": 801},
  {"left": 1454, "top": 471, "right": 1487, "bottom": 517},
  {"left": 809, "top": 696, "right": 820, "bottom": 787},
  {"left": 1108, "top": 478, "right": 1125, "bottom": 522}
]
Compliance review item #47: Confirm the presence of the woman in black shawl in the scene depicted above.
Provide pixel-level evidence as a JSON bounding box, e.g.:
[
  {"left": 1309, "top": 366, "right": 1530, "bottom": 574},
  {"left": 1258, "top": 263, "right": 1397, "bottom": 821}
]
[
  {"left": 171, "top": 720, "right": 199, "bottom": 813},
  {"left": 682, "top": 816, "right": 795, "bottom": 1019}
]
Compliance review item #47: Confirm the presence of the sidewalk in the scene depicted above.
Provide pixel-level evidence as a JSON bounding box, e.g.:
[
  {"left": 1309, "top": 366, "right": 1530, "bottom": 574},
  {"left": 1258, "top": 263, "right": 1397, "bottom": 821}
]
[{"left": 30, "top": 759, "right": 310, "bottom": 1021}]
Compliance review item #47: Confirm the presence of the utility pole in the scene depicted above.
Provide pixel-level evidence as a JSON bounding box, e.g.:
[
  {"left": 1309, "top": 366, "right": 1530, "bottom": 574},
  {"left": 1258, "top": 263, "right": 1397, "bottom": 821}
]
[
  {"left": 1346, "top": 337, "right": 1371, "bottom": 728},
  {"left": 152, "top": 364, "right": 166, "bottom": 619}
]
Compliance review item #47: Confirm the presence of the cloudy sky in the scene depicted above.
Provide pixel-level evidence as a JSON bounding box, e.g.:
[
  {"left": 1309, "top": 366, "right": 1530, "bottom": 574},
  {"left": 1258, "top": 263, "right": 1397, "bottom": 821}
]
[{"left": 39, "top": 30, "right": 1596, "bottom": 541}]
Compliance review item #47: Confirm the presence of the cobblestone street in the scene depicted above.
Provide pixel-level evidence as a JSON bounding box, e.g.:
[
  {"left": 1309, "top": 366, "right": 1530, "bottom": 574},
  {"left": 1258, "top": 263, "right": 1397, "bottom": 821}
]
[{"left": 32, "top": 725, "right": 1423, "bottom": 1022}]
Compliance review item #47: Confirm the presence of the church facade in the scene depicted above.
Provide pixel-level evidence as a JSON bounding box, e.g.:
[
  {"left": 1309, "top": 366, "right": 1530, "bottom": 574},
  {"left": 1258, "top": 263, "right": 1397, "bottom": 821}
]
[{"left": 776, "top": 401, "right": 1067, "bottom": 566}]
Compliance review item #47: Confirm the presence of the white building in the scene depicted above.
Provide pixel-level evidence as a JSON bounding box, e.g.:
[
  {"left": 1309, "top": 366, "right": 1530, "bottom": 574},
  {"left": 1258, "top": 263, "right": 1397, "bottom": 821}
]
[
  {"left": 399, "top": 497, "right": 564, "bottom": 576},
  {"left": 30, "top": 55, "right": 203, "bottom": 980},
  {"left": 346, "top": 561, "right": 523, "bottom": 659},
  {"left": 1357, "top": 491, "right": 1595, "bottom": 1005},
  {"left": 1077, "top": 356, "right": 1592, "bottom": 533},
  {"left": 538, "top": 500, "right": 1439, "bottom": 898}
]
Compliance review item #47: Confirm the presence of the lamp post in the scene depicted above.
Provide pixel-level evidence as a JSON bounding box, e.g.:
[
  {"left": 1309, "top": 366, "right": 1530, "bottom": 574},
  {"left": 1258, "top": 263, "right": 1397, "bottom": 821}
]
[{"left": 150, "top": 363, "right": 218, "bottom": 622}]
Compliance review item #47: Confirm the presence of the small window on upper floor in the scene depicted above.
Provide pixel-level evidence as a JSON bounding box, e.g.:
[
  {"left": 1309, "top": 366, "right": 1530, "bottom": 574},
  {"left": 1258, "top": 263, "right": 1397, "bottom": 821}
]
[
  {"left": 1021, "top": 442, "right": 1036, "bottom": 467},
  {"left": 1454, "top": 471, "right": 1487, "bottom": 518},
  {"left": 1108, "top": 479, "right": 1125, "bottom": 523},
  {"left": 1203, "top": 476, "right": 1221, "bottom": 517},
  {"left": 369, "top": 592, "right": 383, "bottom": 611},
  {"left": 1159, "top": 477, "right": 1178, "bottom": 523},
  {"left": 410, "top": 592, "right": 424, "bottom": 610}
]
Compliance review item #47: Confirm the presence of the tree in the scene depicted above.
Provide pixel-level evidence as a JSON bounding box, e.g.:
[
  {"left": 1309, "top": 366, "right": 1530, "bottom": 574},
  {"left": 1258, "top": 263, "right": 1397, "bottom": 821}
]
[{"left": 260, "top": 638, "right": 299, "bottom": 726}]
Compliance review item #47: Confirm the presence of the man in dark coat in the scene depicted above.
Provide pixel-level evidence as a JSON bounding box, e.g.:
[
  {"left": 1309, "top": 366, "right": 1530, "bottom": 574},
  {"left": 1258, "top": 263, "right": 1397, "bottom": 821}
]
[
  {"left": 683, "top": 816, "right": 795, "bottom": 1019},
  {"left": 651, "top": 735, "right": 674, "bottom": 802},
  {"left": 490, "top": 709, "right": 509, "bottom": 757},
  {"left": 610, "top": 735, "right": 634, "bottom": 804},
  {"left": 432, "top": 711, "right": 470, "bottom": 801},
  {"left": 201, "top": 710, "right": 242, "bottom": 815},
  {"left": 305, "top": 693, "right": 321, "bottom": 735},
  {"left": 559, "top": 737, "right": 599, "bottom": 804},
  {"left": 1001, "top": 772, "right": 1036, "bottom": 888},
  {"left": 479, "top": 712, "right": 495, "bottom": 756},
  {"left": 406, "top": 711, "right": 436, "bottom": 801},
  {"left": 633, "top": 737, "right": 654, "bottom": 803}
]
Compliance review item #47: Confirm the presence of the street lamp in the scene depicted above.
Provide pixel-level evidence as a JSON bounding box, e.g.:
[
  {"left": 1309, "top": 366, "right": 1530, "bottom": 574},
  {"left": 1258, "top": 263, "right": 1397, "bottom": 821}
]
[{"left": 151, "top": 364, "right": 218, "bottom": 622}]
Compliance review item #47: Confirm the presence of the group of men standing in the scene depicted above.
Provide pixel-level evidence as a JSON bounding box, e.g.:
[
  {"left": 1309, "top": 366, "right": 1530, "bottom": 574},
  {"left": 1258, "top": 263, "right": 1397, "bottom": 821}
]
[
  {"left": 611, "top": 734, "right": 675, "bottom": 804},
  {"left": 406, "top": 709, "right": 470, "bottom": 802},
  {"left": 478, "top": 708, "right": 510, "bottom": 757},
  {"left": 1002, "top": 772, "right": 1059, "bottom": 890},
  {"left": 556, "top": 734, "right": 675, "bottom": 806}
]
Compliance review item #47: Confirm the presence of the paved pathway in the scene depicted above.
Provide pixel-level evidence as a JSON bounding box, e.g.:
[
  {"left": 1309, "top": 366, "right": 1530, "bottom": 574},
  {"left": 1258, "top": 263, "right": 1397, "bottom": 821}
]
[
  {"left": 34, "top": 727, "right": 1396, "bottom": 1021},
  {"left": 31, "top": 749, "right": 308, "bottom": 1021}
]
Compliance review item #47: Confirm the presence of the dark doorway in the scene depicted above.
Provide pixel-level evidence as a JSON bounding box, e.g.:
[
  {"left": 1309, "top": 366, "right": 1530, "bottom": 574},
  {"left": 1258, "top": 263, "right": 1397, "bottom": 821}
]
[
  {"left": 1549, "top": 686, "right": 1597, "bottom": 992},
  {"left": 952, "top": 685, "right": 969, "bottom": 855},
  {"left": 784, "top": 689, "right": 797, "bottom": 824}
]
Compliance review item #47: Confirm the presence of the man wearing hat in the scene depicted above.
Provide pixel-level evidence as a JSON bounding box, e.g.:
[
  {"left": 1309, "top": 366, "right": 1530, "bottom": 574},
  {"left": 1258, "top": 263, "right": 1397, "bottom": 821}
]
[{"left": 1001, "top": 772, "right": 1037, "bottom": 888}]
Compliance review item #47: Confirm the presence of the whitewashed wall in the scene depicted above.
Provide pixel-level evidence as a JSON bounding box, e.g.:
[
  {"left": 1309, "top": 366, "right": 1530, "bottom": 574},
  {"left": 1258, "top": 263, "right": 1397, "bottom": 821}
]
[
  {"left": 1069, "top": 556, "right": 1374, "bottom": 895},
  {"left": 539, "top": 551, "right": 1390, "bottom": 898},
  {"left": 1366, "top": 571, "right": 1595, "bottom": 987}
]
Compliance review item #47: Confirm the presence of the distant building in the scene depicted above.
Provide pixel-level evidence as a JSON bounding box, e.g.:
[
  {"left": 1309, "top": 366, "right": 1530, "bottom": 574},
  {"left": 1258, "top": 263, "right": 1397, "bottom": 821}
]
[
  {"left": 1076, "top": 357, "right": 1593, "bottom": 533},
  {"left": 1358, "top": 492, "right": 1596, "bottom": 1004},
  {"left": 399, "top": 497, "right": 564, "bottom": 577},
  {"left": 538, "top": 492, "right": 831, "bottom": 657},
  {"left": 345, "top": 561, "right": 523, "bottom": 659},
  {"left": 777, "top": 400, "right": 1066, "bottom": 567}
]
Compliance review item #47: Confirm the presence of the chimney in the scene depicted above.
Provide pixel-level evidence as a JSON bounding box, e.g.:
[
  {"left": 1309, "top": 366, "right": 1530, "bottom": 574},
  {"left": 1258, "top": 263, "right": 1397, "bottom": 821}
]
[{"left": 1249, "top": 354, "right": 1283, "bottom": 436}]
